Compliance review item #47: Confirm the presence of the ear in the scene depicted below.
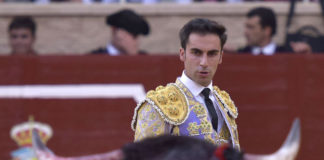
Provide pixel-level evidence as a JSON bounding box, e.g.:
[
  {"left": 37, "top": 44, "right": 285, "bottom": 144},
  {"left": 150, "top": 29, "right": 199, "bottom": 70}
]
[
  {"left": 219, "top": 50, "right": 223, "bottom": 64},
  {"left": 179, "top": 48, "right": 185, "bottom": 62},
  {"left": 264, "top": 26, "right": 272, "bottom": 37}
]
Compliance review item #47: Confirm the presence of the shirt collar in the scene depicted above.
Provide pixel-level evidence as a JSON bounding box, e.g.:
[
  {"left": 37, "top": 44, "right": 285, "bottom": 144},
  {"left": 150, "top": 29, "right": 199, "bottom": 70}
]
[
  {"left": 106, "top": 43, "right": 120, "bottom": 56},
  {"left": 251, "top": 42, "right": 276, "bottom": 56},
  {"left": 179, "top": 71, "right": 213, "bottom": 97}
]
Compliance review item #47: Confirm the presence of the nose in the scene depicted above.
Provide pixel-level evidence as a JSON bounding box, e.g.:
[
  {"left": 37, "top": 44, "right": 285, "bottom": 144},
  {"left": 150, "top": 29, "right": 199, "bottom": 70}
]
[{"left": 200, "top": 54, "right": 208, "bottom": 67}]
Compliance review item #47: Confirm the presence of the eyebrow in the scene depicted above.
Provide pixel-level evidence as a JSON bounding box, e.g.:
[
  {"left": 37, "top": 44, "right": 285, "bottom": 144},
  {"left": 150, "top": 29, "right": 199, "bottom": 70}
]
[
  {"left": 190, "top": 48, "right": 220, "bottom": 53},
  {"left": 190, "top": 48, "right": 202, "bottom": 52},
  {"left": 207, "top": 49, "right": 220, "bottom": 53}
]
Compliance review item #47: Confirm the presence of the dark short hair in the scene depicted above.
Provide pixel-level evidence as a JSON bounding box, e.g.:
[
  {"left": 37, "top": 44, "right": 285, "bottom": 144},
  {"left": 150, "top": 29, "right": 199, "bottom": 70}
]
[
  {"left": 179, "top": 18, "right": 227, "bottom": 50},
  {"left": 247, "top": 7, "right": 277, "bottom": 36},
  {"left": 8, "top": 16, "right": 37, "bottom": 37},
  {"left": 106, "top": 9, "right": 150, "bottom": 37}
]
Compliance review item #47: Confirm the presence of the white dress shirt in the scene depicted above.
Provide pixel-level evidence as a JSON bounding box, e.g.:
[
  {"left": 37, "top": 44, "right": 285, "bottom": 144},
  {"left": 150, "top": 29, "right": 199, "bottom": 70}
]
[
  {"left": 106, "top": 44, "right": 120, "bottom": 56},
  {"left": 252, "top": 42, "right": 277, "bottom": 56}
]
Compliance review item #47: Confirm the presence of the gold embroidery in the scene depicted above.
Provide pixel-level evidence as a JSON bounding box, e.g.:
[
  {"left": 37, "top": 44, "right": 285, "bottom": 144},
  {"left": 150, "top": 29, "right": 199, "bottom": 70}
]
[
  {"left": 213, "top": 86, "right": 238, "bottom": 118},
  {"left": 219, "top": 125, "right": 230, "bottom": 140},
  {"left": 189, "top": 100, "right": 196, "bottom": 106},
  {"left": 146, "top": 84, "right": 189, "bottom": 125},
  {"left": 213, "top": 87, "right": 240, "bottom": 149},
  {"left": 200, "top": 119, "right": 212, "bottom": 134},
  {"left": 134, "top": 104, "right": 167, "bottom": 141},
  {"left": 156, "top": 85, "right": 164, "bottom": 91},
  {"left": 140, "top": 121, "right": 148, "bottom": 129},
  {"left": 176, "top": 79, "right": 193, "bottom": 98},
  {"left": 176, "top": 80, "right": 237, "bottom": 147},
  {"left": 204, "top": 134, "right": 216, "bottom": 144},
  {"left": 227, "top": 116, "right": 237, "bottom": 129},
  {"left": 167, "top": 106, "right": 179, "bottom": 116},
  {"left": 147, "top": 90, "right": 156, "bottom": 97},
  {"left": 168, "top": 92, "right": 178, "bottom": 102},
  {"left": 193, "top": 104, "right": 206, "bottom": 117},
  {"left": 187, "top": 122, "right": 199, "bottom": 136},
  {"left": 157, "top": 95, "right": 168, "bottom": 105},
  {"left": 148, "top": 111, "right": 157, "bottom": 120},
  {"left": 172, "top": 126, "right": 180, "bottom": 136}
]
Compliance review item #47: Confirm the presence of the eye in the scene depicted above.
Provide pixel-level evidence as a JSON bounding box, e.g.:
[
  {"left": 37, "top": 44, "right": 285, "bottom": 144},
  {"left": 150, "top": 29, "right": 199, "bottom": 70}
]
[
  {"left": 11, "top": 35, "right": 18, "bottom": 39},
  {"left": 21, "top": 34, "right": 28, "bottom": 39},
  {"left": 207, "top": 51, "right": 219, "bottom": 57},
  {"left": 191, "top": 49, "right": 202, "bottom": 56}
]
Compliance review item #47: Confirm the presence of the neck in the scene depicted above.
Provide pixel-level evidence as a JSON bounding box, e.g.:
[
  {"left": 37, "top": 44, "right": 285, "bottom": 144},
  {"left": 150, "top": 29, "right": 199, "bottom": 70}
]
[{"left": 258, "top": 38, "right": 272, "bottom": 48}]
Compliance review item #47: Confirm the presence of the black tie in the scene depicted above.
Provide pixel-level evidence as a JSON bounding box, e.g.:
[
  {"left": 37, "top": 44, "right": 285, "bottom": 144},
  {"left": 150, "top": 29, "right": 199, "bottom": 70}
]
[{"left": 201, "top": 88, "right": 218, "bottom": 131}]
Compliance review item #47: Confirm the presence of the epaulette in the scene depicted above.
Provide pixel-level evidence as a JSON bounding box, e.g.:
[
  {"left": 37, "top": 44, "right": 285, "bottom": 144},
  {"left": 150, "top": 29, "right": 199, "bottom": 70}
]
[
  {"left": 213, "top": 86, "right": 238, "bottom": 119},
  {"left": 132, "top": 83, "right": 190, "bottom": 130},
  {"left": 146, "top": 83, "right": 190, "bottom": 124}
]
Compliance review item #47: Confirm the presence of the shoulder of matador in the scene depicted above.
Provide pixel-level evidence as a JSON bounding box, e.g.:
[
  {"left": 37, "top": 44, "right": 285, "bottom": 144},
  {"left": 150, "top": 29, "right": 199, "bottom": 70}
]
[
  {"left": 213, "top": 86, "right": 238, "bottom": 119},
  {"left": 145, "top": 84, "right": 190, "bottom": 125}
]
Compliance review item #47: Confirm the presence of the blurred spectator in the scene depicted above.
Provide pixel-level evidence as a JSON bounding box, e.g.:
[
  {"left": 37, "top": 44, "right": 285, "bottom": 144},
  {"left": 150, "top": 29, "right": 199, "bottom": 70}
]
[
  {"left": 8, "top": 16, "right": 37, "bottom": 55},
  {"left": 82, "top": 0, "right": 191, "bottom": 4},
  {"left": 0, "top": 0, "right": 80, "bottom": 3},
  {"left": 0, "top": 0, "right": 49, "bottom": 3},
  {"left": 91, "top": 9, "right": 150, "bottom": 55},
  {"left": 238, "top": 7, "right": 311, "bottom": 55},
  {"left": 83, "top": 0, "right": 156, "bottom": 3}
]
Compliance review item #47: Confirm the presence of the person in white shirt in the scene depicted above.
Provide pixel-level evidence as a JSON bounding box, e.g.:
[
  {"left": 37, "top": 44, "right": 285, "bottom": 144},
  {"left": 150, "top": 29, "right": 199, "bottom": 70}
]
[{"left": 132, "top": 18, "right": 240, "bottom": 149}]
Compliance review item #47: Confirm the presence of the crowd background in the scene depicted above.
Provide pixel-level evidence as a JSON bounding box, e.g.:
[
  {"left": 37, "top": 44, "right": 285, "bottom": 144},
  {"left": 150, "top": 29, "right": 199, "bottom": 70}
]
[
  {"left": 0, "top": 1, "right": 323, "bottom": 55},
  {"left": 0, "top": 1, "right": 324, "bottom": 160}
]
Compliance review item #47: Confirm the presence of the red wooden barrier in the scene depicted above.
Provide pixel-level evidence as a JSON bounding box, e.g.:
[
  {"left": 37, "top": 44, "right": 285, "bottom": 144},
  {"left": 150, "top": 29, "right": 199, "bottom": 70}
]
[{"left": 0, "top": 54, "right": 323, "bottom": 160}]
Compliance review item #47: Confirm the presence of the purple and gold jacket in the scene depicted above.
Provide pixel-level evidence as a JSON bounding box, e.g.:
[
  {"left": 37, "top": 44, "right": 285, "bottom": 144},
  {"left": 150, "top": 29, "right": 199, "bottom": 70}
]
[{"left": 132, "top": 79, "right": 240, "bottom": 149}]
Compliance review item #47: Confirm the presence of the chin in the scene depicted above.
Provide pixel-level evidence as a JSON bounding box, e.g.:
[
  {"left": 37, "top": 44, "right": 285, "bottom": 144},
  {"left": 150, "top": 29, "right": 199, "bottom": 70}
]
[{"left": 198, "top": 81, "right": 209, "bottom": 87}]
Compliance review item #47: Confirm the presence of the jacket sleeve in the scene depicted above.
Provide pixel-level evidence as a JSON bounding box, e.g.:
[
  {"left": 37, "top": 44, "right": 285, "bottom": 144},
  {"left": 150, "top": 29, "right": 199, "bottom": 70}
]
[{"left": 134, "top": 102, "right": 171, "bottom": 141}]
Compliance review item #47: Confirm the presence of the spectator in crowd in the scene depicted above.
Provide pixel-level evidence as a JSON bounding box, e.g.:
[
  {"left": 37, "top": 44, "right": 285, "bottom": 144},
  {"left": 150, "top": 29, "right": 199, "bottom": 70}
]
[
  {"left": 0, "top": 0, "right": 79, "bottom": 3},
  {"left": 8, "top": 16, "right": 37, "bottom": 55},
  {"left": 82, "top": 0, "right": 191, "bottom": 4},
  {"left": 238, "top": 7, "right": 312, "bottom": 55},
  {"left": 91, "top": 9, "right": 150, "bottom": 55}
]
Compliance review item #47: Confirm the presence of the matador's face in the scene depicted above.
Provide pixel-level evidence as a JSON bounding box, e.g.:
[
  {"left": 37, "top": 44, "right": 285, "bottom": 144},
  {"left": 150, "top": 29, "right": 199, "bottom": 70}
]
[{"left": 180, "top": 33, "right": 223, "bottom": 87}]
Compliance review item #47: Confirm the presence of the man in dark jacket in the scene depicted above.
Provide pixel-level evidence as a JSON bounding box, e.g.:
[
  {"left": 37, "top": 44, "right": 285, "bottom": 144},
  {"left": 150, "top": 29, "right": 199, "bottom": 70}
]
[
  {"left": 238, "top": 7, "right": 311, "bottom": 55},
  {"left": 92, "top": 9, "right": 150, "bottom": 55}
]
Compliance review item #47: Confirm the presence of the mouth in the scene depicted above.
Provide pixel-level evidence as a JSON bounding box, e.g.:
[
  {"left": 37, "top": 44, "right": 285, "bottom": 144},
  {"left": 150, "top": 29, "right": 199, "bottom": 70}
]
[{"left": 199, "top": 71, "right": 209, "bottom": 77}]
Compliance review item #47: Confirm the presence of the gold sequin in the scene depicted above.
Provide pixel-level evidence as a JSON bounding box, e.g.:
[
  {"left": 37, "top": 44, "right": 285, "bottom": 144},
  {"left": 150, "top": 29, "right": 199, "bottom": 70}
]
[
  {"left": 157, "top": 95, "right": 168, "bottom": 105},
  {"left": 145, "top": 84, "right": 189, "bottom": 125},
  {"left": 200, "top": 119, "right": 212, "bottom": 134},
  {"left": 193, "top": 104, "right": 206, "bottom": 117},
  {"left": 172, "top": 126, "right": 180, "bottom": 136},
  {"left": 188, "top": 122, "right": 199, "bottom": 135},
  {"left": 156, "top": 85, "right": 164, "bottom": 91},
  {"left": 168, "top": 92, "right": 178, "bottom": 102},
  {"left": 168, "top": 106, "right": 179, "bottom": 116}
]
